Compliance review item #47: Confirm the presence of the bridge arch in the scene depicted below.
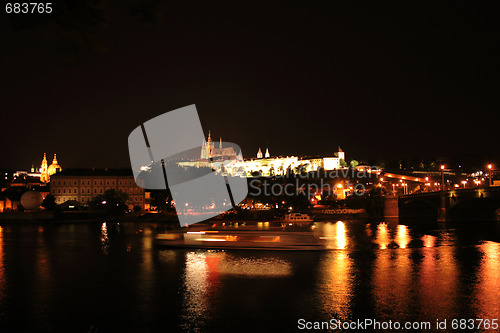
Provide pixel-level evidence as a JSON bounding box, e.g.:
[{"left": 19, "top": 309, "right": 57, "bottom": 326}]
[
  {"left": 448, "top": 197, "right": 500, "bottom": 222},
  {"left": 399, "top": 198, "right": 439, "bottom": 221}
]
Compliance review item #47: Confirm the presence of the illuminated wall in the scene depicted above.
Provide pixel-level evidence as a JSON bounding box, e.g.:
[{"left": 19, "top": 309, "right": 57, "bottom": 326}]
[
  {"left": 50, "top": 172, "right": 145, "bottom": 210},
  {"left": 323, "top": 157, "right": 341, "bottom": 170}
]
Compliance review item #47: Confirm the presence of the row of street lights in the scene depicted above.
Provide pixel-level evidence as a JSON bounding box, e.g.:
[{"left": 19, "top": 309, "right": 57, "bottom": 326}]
[
  {"left": 383, "top": 163, "right": 495, "bottom": 196},
  {"left": 440, "top": 163, "right": 494, "bottom": 191}
]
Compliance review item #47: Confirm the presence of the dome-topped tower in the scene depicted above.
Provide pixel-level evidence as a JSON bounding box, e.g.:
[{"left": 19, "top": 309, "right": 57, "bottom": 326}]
[{"left": 47, "top": 154, "right": 62, "bottom": 177}]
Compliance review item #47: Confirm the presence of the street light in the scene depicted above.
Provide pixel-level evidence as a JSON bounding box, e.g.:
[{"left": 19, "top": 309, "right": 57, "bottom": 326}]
[
  {"left": 402, "top": 182, "right": 408, "bottom": 195},
  {"left": 488, "top": 164, "right": 493, "bottom": 186},
  {"left": 440, "top": 165, "right": 445, "bottom": 192}
]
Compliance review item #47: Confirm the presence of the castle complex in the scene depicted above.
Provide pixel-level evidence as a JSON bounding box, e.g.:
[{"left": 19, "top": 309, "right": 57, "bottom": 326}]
[
  {"left": 240, "top": 145, "right": 345, "bottom": 176},
  {"left": 183, "top": 131, "right": 346, "bottom": 177}
]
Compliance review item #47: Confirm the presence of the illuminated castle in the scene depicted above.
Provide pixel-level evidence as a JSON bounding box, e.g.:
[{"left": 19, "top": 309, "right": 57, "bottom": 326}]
[
  {"left": 200, "top": 131, "right": 239, "bottom": 160},
  {"left": 40, "top": 153, "right": 62, "bottom": 183},
  {"left": 240, "top": 146, "right": 344, "bottom": 176},
  {"left": 189, "top": 131, "right": 346, "bottom": 177}
]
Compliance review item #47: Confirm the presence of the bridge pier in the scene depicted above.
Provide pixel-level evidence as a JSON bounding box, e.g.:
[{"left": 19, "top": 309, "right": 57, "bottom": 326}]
[
  {"left": 437, "top": 192, "right": 447, "bottom": 223},
  {"left": 383, "top": 196, "right": 399, "bottom": 220}
]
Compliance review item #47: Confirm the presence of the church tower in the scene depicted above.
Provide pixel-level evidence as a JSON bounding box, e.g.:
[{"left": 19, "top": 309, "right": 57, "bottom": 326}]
[
  {"left": 207, "top": 131, "right": 213, "bottom": 158},
  {"left": 201, "top": 131, "right": 215, "bottom": 159},
  {"left": 40, "top": 153, "right": 49, "bottom": 183},
  {"left": 337, "top": 146, "right": 345, "bottom": 161},
  {"left": 265, "top": 148, "right": 270, "bottom": 158},
  {"left": 48, "top": 154, "right": 62, "bottom": 177},
  {"left": 257, "top": 148, "right": 263, "bottom": 159}
]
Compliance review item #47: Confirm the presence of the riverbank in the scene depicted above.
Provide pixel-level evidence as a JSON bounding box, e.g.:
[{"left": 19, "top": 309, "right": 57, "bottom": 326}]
[{"left": 0, "top": 211, "right": 180, "bottom": 225}]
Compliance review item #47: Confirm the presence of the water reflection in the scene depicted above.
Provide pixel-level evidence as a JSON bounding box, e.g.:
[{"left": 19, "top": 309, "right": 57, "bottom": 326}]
[
  {"left": 214, "top": 255, "right": 291, "bottom": 277},
  {"left": 417, "top": 246, "right": 458, "bottom": 319},
  {"left": 422, "top": 234, "right": 436, "bottom": 248},
  {"left": 180, "top": 251, "right": 293, "bottom": 330},
  {"left": 100, "top": 222, "right": 109, "bottom": 255},
  {"left": 372, "top": 245, "right": 412, "bottom": 320},
  {"left": 317, "top": 251, "right": 352, "bottom": 320},
  {"left": 374, "top": 223, "right": 390, "bottom": 249},
  {"left": 336, "top": 222, "right": 347, "bottom": 249},
  {"left": 319, "top": 221, "right": 348, "bottom": 250},
  {"left": 141, "top": 226, "right": 154, "bottom": 273},
  {"left": 137, "top": 225, "right": 155, "bottom": 323},
  {"left": 0, "top": 221, "right": 499, "bottom": 332},
  {"left": 396, "top": 224, "right": 409, "bottom": 248},
  {"left": 34, "top": 225, "right": 54, "bottom": 324},
  {"left": 475, "top": 241, "right": 500, "bottom": 319},
  {"left": 181, "top": 252, "right": 218, "bottom": 330},
  {"left": 0, "top": 226, "right": 5, "bottom": 302}
]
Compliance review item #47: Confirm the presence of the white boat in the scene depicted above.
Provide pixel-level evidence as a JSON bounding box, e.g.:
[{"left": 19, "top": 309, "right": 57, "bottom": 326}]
[
  {"left": 280, "top": 213, "right": 314, "bottom": 223},
  {"left": 155, "top": 227, "right": 325, "bottom": 251}
]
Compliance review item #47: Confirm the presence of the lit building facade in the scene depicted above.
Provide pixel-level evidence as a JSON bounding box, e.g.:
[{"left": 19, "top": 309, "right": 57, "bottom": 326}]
[
  {"left": 239, "top": 146, "right": 346, "bottom": 176},
  {"left": 50, "top": 169, "right": 145, "bottom": 210},
  {"left": 180, "top": 131, "right": 346, "bottom": 177},
  {"left": 40, "top": 153, "right": 62, "bottom": 183}
]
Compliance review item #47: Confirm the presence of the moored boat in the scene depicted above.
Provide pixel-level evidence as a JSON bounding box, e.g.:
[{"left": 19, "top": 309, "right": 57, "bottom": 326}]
[
  {"left": 279, "top": 213, "right": 314, "bottom": 223},
  {"left": 311, "top": 208, "right": 367, "bottom": 220}
]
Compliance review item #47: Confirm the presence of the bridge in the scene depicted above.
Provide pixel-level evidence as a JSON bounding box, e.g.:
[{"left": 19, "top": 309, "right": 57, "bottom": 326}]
[{"left": 391, "top": 186, "right": 500, "bottom": 222}]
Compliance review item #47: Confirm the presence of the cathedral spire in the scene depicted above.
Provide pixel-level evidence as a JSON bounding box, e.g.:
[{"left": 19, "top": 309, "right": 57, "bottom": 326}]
[
  {"left": 219, "top": 137, "right": 222, "bottom": 149},
  {"left": 40, "top": 153, "right": 49, "bottom": 183},
  {"left": 257, "top": 148, "right": 263, "bottom": 159}
]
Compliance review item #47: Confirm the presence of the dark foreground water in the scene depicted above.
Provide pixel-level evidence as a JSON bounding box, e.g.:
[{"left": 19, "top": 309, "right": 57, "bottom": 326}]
[{"left": 1, "top": 220, "right": 500, "bottom": 332}]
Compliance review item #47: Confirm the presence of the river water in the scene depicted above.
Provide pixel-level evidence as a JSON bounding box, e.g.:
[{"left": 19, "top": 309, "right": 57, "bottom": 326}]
[{"left": 0, "top": 220, "right": 499, "bottom": 332}]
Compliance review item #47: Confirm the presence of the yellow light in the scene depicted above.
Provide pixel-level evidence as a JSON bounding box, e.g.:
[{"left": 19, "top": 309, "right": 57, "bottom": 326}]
[
  {"left": 197, "top": 238, "right": 226, "bottom": 242},
  {"left": 336, "top": 221, "right": 347, "bottom": 249},
  {"left": 396, "top": 225, "right": 409, "bottom": 248},
  {"left": 440, "top": 165, "right": 445, "bottom": 170},
  {"left": 422, "top": 234, "right": 435, "bottom": 247}
]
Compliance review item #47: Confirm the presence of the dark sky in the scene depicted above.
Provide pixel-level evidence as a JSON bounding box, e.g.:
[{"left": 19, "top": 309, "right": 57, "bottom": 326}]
[{"left": 1, "top": 0, "right": 499, "bottom": 170}]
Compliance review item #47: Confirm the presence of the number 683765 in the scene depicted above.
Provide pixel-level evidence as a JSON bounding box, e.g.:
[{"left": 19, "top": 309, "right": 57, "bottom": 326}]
[{"left": 5, "top": 2, "right": 52, "bottom": 14}]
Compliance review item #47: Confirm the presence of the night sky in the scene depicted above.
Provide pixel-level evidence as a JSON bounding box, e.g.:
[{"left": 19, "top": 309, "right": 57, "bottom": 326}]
[{"left": 2, "top": 1, "right": 499, "bottom": 170}]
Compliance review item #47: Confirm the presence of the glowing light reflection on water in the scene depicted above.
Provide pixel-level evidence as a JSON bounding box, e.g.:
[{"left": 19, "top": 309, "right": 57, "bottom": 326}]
[{"left": 0, "top": 221, "right": 499, "bottom": 332}]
